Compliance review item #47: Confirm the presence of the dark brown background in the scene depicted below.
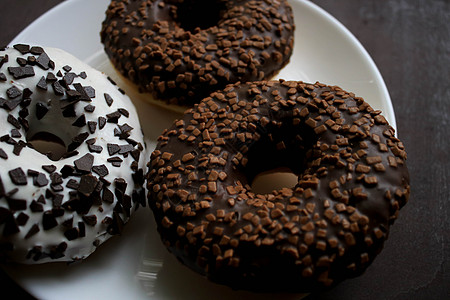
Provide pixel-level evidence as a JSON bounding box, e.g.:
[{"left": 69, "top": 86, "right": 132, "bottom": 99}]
[{"left": 0, "top": 0, "right": 448, "bottom": 299}]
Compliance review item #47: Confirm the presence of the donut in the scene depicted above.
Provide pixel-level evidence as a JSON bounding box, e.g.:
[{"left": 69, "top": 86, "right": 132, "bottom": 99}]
[
  {"left": 146, "top": 80, "right": 410, "bottom": 292},
  {"left": 0, "top": 44, "right": 146, "bottom": 263},
  {"left": 100, "top": 0, "right": 295, "bottom": 106}
]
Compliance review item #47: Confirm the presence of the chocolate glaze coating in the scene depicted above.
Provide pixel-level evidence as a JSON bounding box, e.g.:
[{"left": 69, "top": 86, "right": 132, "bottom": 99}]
[
  {"left": 146, "top": 80, "right": 410, "bottom": 292},
  {"left": 101, "top": 0, "right": 295, "bottom": 106}
]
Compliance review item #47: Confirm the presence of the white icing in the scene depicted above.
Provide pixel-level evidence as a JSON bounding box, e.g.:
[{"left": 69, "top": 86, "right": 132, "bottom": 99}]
[{"left": 0, "top": 46, "right": 147, "bottom": 263}]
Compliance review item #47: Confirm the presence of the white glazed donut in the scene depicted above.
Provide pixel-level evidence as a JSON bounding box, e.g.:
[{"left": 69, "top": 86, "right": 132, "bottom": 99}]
[{"left": 0, "top": 45, "right": 146, "bottom": 263}]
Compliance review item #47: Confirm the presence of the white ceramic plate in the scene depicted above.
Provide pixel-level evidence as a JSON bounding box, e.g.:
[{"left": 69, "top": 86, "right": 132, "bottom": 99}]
[{"left": 5, "top": 0, "right": 396, "bottom": 299}]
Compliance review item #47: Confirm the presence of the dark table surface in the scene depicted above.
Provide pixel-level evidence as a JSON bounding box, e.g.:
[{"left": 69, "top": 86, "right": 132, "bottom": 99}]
[{"left": 0, "top": 0, "right": 448, "bottom": 299}]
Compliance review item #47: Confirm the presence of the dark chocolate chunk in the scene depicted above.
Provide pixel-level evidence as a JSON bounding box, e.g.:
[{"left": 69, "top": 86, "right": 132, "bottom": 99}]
[
  {"left": 8, "top": 66, "right": 34, "bottom": 79},
  {"left": 92, "top": 165, "right": 109, "bottom": 177},
  {"left": 87, "top": 121, "right": 97, "bottom": 134},
  {"left": 27, "top": 169, "right": 39, "bottom": 177},
  {"left": 109, "top": 211, "right": 124, "bottom": 235},
  {"left": 30, "top": 200, "right": 44, "bottom": 212},
  {"left": 66, "top": 179, "right": 79, "bottom": 190},
  {"left": 52, "top": 194, "right": 64, "bottom": 207},
  {"left": 8, "top": 167, "right": 27, "bottom": 185},
  {"left": 84, "top": 104, "right": 95, "bottom": 112},
  {"left": 36, "top": 52, "right": 51, "bottom": 70},
  {"left": 50, "top": 173, "right": 63, "bottom": 185},
  {"left": 6, "top": 86, "right": 22, "bottom": 99},
  {"left": 46, "top": 72, "right": 57, "bottom": 82},
  {"left": 62, "top": 217, "right": 73, "bottom": 228},
  {"left": 10, "top": 129, "right": 21, "bottom": 138},
  {"left": 64, "top": 227, "right": 79, "bottom": 240},
  {"left": 0, "top": 73, "right": 6, "bottom": 81},
  {"left": 72, "top": 114, "right": 86, "bottom": 127},
  {"left": 49, "top": 242, "right": 67, "bottom": 259},
  {"left": 16, "top": 212, "right": 29, "bottom": 226},
  {"left": 119, "top": 144, "right": 134, "bottom": 154},
  {"left": 88, "top": 143, "right": 103, "bottom": 153},
  {"left": 37, "top": 195, "right": 46, "bottom": 204},
  {"left": 27, "top": 55, "right": 37, "bottom": 65},
  {"left": 74, "top": 153, "right": 94, "bottom": 172},
  {"left": 42, "top": 164, "right": 56, "bottom": 173},
  {"left": 78, "top": 222, "right": 86, "bottom": 237},
  {"left": 118, "top": 108, "right": 129, "bottom": 117},
  {"left": 98, "top": 117, "right": 106, "bottom": 129},
  {"left": 7, "top": 114, "right": 21, "bottom": 129},
  {"left": 22, "top": 88, "right": 32, "bottom": 99},
  {"left": 62, "top": 104, "right": 76, "bottom": 118},
  {"left": 19, "top": 108, "right": 29, "bottom": 118},
  {"left": 25, "top": 224, "right": 40, "bottom": 239},
  {"left": 102, "top": 187, "right": 114, "bottom": 203},
  {"left": 104, "top": 93, "right": 113, "bottom": 106},
  {"left": 33, "top": 173, "right": 49, "bottom": 187},
  {"left": 13, "top": 140, "right": 26, "bottom": 156},
  {"left": 67, "top": 132, "right": 89, "bottom": 152},
  {"left": 73, "top": 83, "right": 91, "bottom": 101},
  {"left": 63, "top": 72, "right": 77, "bottom": 86},
  {"left": 63, "top": 65, "right": 72, "bottom": 72},
  {"left": 0, "top": 148, "right": 7, "bottom": 159},
  {"left": 42, "top": 211, "right": 58, "bottom": 230},
  {"left": 66, "top": 89, "right": 81, "bottom": 99},
  {"left": 7, "top": 197, "right": 27, "bottom": 211},
  {"left": 16, "top": 57, "right": 27, "bottom": 66},
  {"left": 52, "top": 81, "right": 65, "bottom": 95},
  {"left": 3, "top": 213, "right": 19, "bottom": 236},
  {"left": 35, "top": 102, "right": 49, "bottom": 120},
  {"left": 36, "top": 76, "right": 48, "bottom": 90},
  {"left": 82, "top": 215, "right": 97, "bottom": 226},
  {"left": 13, "top": 44, "right": 30, "bottom": 54},
  {"left": 107, "top": 143, "right": 120, "bottom": 156},
  {"left": 106, "top": 111, "right": 121, "bottom": 123},
  {"left": 60, "top": 165, "right": 75, "bottom": 178},
  {"left": 30, "top": 46, "right": 44, "bottom": 55},
  {"left": 4, "top": 98, "right": 22, "bottom": 111},
  {"left": 77, "top": 174, "right": 99, "bottom": 196},
  {"left": 84, "top": 86, "right": 95, "bottom": 98},
  {"left": 51, "top": 184, "right": 63, "bottom": 192}
]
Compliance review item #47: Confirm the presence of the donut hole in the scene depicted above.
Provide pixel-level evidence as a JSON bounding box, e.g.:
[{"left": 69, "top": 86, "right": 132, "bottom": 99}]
[
  {"left": 242, "top": 121, "right": 316, "bottom": 195},
  {"left": 27, "top": 132, "right": 67, "bottom": 161},
  {"left": 251, "top": 168, "right": 298, "bottom": 194},
  {"left": 173, "top": 0, "right": 227, "bottom": 31}
]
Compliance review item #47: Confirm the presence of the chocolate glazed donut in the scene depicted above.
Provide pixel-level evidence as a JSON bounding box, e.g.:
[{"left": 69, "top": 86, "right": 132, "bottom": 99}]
[
  {"left": 146, "top": 81, "right": 410, "bottom": 292},
  {"left": 101, "top": 0, "right": 295, "bottom": 106}
]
